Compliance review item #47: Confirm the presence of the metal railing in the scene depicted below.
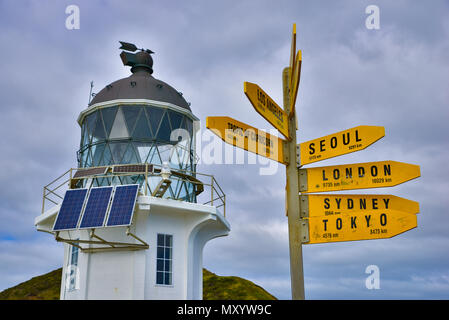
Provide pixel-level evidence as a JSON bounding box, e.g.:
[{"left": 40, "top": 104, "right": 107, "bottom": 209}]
[{"left": 42, "top": 163, "right": 226, "bottom": 217}]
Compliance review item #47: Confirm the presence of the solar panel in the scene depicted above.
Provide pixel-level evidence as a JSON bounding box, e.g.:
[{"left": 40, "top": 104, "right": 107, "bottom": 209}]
[
  {"left": 113, "top": 164, "right": 152, "bottom": 174},
  {"left": 53, "top": 189, "right": 88, "bottom": 231},
  {"left": 79, "top": 186, "right": 113, "bottom": 229},
  {"left": 106, "top": 184, "right": 139, "bottom": 227},
  {"left": 72, "top": 167, "right": 108, "bottom": 179}
]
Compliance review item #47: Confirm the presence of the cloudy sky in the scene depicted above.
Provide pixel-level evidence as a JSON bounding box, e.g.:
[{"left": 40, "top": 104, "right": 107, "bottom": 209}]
[{"left": 0, "top": 0, "right": 448, "bottom": 299}]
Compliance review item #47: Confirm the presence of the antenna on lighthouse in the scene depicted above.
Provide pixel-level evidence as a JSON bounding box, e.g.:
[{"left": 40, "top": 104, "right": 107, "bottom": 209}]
[{"left": 88, "top": 81, "right": 94, "bottom": 104}]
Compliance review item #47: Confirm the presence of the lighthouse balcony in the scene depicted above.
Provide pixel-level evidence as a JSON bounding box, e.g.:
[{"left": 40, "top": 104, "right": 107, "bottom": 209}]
[
  {"left": 40, "top": 163, "right": 226, "bottom": 218},
  {"left": 36, "top": 163, "right": 228, "bottom": 254}
]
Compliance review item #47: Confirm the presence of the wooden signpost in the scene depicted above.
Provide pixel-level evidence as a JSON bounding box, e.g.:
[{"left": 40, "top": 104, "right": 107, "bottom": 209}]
[{"left": 205, "top": 24, "right": 421, "bottom": 300}]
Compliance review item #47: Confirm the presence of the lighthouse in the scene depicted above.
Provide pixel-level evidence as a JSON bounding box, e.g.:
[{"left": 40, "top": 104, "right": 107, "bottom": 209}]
[{"left": 34, "top": 42, "right": 230, "bottom": 300}]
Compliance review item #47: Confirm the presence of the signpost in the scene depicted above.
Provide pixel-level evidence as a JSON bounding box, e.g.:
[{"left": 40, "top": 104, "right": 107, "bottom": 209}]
[
  {"left": 206, "top": 116, "right": 287, "bottom": 164},
  {"left": 244, "top": 82, "right": 290, "bottom": 139},
  {"left": 298, "top": 160, "right": 420, "bottom": 193},
  {"left": 299, "top": 125, "right": 385, "bottom": 165},
  {"left": 282, "top": 66, "right": 305, "bottom": 300},
  {"left": 304, "top": 209, "right": 417, "bottom": 244},
  {"left": 206, "top": 24, "right": 421, "bottom": 300}
]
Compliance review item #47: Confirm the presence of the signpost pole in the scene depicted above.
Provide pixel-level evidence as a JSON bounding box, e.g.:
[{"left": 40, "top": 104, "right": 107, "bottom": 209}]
[
  {"left": 207, "top": 23, "right": 420, "bottom": 299},
  {"left": 283, "top": 67, "right": 305, "bottom": 300}
]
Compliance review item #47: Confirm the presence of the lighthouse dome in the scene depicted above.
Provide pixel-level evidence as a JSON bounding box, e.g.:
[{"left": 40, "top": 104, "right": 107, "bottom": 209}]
[
  {"left": 89, "top": 71, "right": 191, "bottom": 112},
  {"left": 77, "top": 44, "right": 197, "bottom": 202}
]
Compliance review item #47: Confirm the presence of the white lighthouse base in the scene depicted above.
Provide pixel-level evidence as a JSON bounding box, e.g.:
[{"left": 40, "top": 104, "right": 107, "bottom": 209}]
[{"left": 35, "top": 195, "right": 230, "bottom": 300}]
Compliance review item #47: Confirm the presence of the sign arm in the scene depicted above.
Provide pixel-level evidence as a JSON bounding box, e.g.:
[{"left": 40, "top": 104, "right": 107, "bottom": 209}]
[
  {"left": 289, "top": 23, "right": 296, "bottom": 85},
  {"left": 289, "top": 50, "right": 302, "bottom": 119}
]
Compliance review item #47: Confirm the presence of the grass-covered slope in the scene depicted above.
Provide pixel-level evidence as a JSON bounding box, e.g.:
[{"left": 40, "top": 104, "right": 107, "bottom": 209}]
[
  {"left": 0, "top": 268, "right": 62, "bottom": 300},
  {"left": 0, "top": 268, "right": 276, "bottom": 300},
  {"left": 202, "top": 269, "right": 276, "bottom": 300}
]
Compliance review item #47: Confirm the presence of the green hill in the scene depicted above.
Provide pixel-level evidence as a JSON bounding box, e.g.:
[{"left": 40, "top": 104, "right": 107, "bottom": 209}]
[
  {"left": 0, "top": 268, "right": 62, "bottom": 300},
  {"left": 202, "top": 269, "right": 276, "bottom": 300},
  {"left": 0, "top": 268, "right": 276, "bottom": 300}
]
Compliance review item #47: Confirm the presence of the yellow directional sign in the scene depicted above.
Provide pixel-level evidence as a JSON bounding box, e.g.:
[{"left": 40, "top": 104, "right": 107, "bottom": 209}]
[
  {"left": 206, "top": 116, "right": 287, "bottom": 164},
  {"left": 300, "top": 194, "right": 420, "bottom": 218},
  {"left": 244, "top": 82, "right": 290, "bottom": 139},
  {"left": 290, "top": 50, "right": 302, "bottom": 113},
  {"left": 288, "top": 23, "right": 301, "bottom": 118},
  {"left": 299, "top": 160, "right": 420, "bottom": 193},
  {"left": 303, "top": 209, "right": 417, "bottom": 244},
  {"left": 299, "top": 126, "right": 385, "bottom": 165},
  {"left": 289, "top": 23, "right": 296, "bottom": 77}
]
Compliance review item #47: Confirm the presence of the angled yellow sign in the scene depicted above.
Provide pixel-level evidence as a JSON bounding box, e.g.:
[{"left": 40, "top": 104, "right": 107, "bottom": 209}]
[
  {"left": 244, "top": 82, "right": 290, "bottom": 139},
  {"left": 299, "top": 160, "right": 420, "bottom": 193},
  {"left": 303, "top": 209, "right": 417, "bottom": 244},
  {"left": 288, "top": 23, "right": 302, "bottom": 116},
  {"left": 290, "top": 50, "right": 302, "bottom": 112},
  {"left": 299, "top": 125, "right": 385, "bottom": 165},
  {"left": 300, "top": 194, "right": 420, "bottom": 218},
  {"left": 206, "top": 116, "right": 287, "bottom": 164},
  {"left": 289, "top": 23, "right": 296, "bottom": 76}
]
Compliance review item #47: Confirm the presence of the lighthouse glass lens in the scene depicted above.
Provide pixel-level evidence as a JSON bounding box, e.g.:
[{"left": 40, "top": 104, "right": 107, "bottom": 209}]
[{"left": 77, "top": 104, "right": 196, "bottom": 202}]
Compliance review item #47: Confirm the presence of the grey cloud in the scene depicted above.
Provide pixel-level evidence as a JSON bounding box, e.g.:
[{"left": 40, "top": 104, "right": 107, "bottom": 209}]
[{"left": 0, "top": 1, "right": 448, "bottom": 299}]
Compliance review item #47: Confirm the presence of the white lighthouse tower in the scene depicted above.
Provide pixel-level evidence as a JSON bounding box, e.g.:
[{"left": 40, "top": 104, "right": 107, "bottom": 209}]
[{"left": 34, "top": 42, "right": 230, "bottom": 300}]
